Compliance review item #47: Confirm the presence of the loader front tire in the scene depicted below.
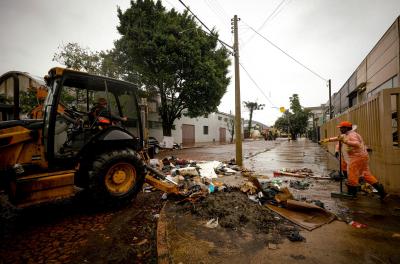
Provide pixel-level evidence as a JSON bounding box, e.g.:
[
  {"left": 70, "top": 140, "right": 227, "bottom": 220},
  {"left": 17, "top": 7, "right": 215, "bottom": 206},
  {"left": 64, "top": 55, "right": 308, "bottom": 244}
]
[{"left": 87, "top": 148, "right": 145, "bottom": 206}]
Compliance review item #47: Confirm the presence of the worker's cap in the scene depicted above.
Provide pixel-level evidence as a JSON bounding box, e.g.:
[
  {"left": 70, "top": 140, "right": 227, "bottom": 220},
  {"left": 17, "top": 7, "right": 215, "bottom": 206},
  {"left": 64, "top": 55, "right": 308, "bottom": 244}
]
[{"left": 337, "top": 121, "right": 352, "bottom": 128}]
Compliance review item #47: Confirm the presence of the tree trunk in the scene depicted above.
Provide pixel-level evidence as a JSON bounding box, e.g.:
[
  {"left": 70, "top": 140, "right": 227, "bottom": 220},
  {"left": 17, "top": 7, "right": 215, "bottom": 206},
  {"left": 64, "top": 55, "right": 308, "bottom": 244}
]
[{"left": 162, "top": 121, "right": 173, "bottom": 137}]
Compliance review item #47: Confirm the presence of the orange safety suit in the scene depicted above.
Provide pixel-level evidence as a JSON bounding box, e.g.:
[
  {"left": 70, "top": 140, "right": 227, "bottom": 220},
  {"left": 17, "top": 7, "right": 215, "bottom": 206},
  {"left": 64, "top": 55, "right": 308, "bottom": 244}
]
[{"left": 341, "top": 130, "right": 378, "bottom": 187}]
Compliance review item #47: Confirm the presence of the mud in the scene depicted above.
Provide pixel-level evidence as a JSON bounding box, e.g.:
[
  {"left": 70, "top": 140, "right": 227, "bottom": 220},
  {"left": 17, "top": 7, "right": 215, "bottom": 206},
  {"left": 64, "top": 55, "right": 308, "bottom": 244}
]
[
  {"left": 0, "top": 191, "right": 165, "bottom": 264},
  {"left": 177, "top": 190, "right": 298, "bottom": 243}
]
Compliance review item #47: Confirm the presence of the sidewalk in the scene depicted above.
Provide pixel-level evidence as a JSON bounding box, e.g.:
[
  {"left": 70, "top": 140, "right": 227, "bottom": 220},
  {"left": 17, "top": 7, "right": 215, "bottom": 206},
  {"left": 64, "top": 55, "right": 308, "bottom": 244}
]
[
  {"left": 158, "top": 138, "right": 400, "bottom": 264},
  {"left": 180, "top": 138, "right": 265, "bottom": 149}
]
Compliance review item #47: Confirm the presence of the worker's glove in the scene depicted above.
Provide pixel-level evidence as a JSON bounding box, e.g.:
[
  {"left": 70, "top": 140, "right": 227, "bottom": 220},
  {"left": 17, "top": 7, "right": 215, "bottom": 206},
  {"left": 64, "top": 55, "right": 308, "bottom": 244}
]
[
  {"left": 335, "top": 152, "right": 339, "bottom": 159},
  {"left": 337, "top": 135, "right": 347, "bottom": 143},
  {"left": 319, "top": 139, "right": 329, "bottom": 144}
]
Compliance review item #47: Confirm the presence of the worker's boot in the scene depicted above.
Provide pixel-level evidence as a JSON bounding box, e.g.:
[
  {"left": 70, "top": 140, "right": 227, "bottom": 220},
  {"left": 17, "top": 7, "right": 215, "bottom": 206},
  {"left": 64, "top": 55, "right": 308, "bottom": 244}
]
[
  {"left": 372, "top": 183, "right": 388, "bottom": 201},
  {"left": 346, "top": 185, "right": 358, "bottom": 197}
]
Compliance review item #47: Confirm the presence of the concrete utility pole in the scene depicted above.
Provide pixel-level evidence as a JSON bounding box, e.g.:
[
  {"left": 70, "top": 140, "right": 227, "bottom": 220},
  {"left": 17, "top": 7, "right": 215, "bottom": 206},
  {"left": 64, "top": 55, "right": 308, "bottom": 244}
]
[
  {"left": 328, "top": 79, "right": 333, "bottom": 119},
  {"left": 232, "top": 15, "right": 243, "bottom": 166}
]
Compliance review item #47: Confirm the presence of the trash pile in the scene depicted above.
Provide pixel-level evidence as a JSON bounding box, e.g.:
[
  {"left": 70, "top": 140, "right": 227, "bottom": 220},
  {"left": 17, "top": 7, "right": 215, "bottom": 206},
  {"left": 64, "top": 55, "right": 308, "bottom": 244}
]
[
  {"left": 147, "top": 156, "right": 240, "bottom": 197},
  {"left": 147, "top": 160, "right": 336, "bottom": 242},
  {"left": 179, "top": 189, "right": 302, "bottom": 244}
]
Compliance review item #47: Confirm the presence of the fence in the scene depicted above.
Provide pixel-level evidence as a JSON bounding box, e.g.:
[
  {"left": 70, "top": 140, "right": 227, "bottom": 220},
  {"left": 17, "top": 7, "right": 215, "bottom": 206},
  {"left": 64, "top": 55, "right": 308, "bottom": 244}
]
[{"left": 320, "top": 87, "right": 400, "bottom": 194}]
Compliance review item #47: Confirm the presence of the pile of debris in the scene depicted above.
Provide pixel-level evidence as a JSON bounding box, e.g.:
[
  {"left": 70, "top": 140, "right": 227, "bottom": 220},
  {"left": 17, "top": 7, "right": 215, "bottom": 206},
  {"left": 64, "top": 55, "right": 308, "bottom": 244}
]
[
  {"left": 147, "top": 159, "right": 335, "bottom": 242},
  {"left": 147, "top": 156, "right": 240, "bottom": 197},
  {"left": 184, "top": 190, "right": 303, "bottom": 244}
]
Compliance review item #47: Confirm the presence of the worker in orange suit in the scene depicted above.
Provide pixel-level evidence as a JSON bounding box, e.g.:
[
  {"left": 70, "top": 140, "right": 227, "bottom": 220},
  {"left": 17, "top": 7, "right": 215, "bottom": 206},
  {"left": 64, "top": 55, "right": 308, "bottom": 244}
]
[{"left": 320, "top": 121, "right": 387, "bottom": 200}]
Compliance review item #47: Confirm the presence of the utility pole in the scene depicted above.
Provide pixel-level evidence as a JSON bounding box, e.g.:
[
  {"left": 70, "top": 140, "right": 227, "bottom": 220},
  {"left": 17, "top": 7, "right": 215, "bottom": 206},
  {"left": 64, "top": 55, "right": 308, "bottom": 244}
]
[
  {"left": 232, "top": 15, "right": 242, "bottom": 166},
  {"left": 328, "top": 79, "right": 332, "bottom": 119}
]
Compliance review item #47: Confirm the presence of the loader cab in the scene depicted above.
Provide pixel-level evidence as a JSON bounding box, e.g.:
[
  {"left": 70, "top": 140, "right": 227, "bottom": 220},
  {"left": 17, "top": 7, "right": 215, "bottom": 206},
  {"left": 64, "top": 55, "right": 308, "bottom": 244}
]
[{"left": 43, "top": 68, "right": 143, "bottom": 167}]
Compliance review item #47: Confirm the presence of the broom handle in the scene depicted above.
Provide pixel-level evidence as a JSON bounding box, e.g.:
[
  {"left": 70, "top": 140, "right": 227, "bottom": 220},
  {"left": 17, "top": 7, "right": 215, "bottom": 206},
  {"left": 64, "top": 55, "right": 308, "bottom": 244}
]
[{"left": 339, "top": 141, "right": 343, "bottom": 193}]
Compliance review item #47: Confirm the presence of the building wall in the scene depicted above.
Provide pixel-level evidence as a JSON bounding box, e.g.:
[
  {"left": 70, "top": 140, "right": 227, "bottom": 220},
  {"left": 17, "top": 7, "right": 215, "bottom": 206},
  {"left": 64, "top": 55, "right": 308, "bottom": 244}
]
[
  {"left": 148, "top": 111, "right": 244, "bottom": 145},
  {"left": 329, "top": 16, "right": 400, "bottom": 117}
]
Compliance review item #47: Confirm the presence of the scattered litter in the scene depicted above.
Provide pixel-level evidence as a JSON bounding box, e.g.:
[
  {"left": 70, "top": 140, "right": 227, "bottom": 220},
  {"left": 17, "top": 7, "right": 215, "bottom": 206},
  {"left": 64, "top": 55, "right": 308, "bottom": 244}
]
[
  {"left": 349, "top": 221, "right": 367, "bottom": 228},
  {"left": 208, "top": 183, "right": 215, "bottom": 193},
  {"left": 267, "top": 200, "right": 336, "bottom": 231},
  {"left": 205, "top": 218, "right": 219, "bottom": 228},
  {"left": 240, "top": 181, "right": 258, "bottom": 195},
  {"left": 135, "top": 239, "right": 149, "bottom": 246},
  {"left": 153, "top": 214, "right": 160, "bottom": 219},
  {"left": 247, "top": 195, "right": 259, "bottom": 203},
  {"left": 311, "top": 200, "right": 324, "bottom": 208},
  {"left": 289, "top": 180, "right": 310, "bottom": 190},
  {"left": 176, "top": 167, "right": 199, "bottom": 177},
  {"left": 161, "top": 193, "right": 168, "bottom": 200},
  {"left": 273, "top": 168, "right": 330, "bottom": 180},
  {"left": 268, "top": 243, "right": 278, "bottom": 250},
  {"left": 197, "top": 160, "right": 221, "bottom": 179},
  {"left": 274, "top": 187, "right": 294, "bottom": 203},
  {"left": 360, "top": 182, "right": 376, "bottom": 194},
  {"left": 392, "top": 233, "right": 400, "bottom": 239},
  {"left": 287, "top": 230, "right": 305, "bottom": 242}
]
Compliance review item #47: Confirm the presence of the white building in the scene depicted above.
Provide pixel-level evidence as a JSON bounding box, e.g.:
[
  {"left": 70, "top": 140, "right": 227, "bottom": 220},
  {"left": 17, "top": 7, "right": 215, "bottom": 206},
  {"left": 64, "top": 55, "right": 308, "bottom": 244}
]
[{"left": 148, "top": 110, "right": 244, "bottom": 146}]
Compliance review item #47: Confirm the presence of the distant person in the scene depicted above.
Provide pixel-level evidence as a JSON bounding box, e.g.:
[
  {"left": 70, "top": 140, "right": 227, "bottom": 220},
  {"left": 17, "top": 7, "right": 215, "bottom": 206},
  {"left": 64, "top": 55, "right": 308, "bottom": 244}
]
[
  {"left": 90, "top": 97, "right": 127, "bottom": 124},
  {"left": 320, "top": 121, "right": 387, "bottom": 200}
]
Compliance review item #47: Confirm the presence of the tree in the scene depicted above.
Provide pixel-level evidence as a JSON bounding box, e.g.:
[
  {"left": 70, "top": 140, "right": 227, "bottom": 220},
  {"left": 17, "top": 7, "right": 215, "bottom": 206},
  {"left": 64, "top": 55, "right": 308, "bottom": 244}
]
[
  {"left": 274, "top": 94, "right": 309, "bottom": 140},
  {"left": 115, "top": 0, "right": 231, "bottom": 136},
  {"left": 53, "top": 43, "right": 124, "bottom": 78},
  {"left": 243, "top": 101, "right": 264, "bottom": 137},
  {"left": 53, "top": 42, "right": 101, "bottom": 74}
]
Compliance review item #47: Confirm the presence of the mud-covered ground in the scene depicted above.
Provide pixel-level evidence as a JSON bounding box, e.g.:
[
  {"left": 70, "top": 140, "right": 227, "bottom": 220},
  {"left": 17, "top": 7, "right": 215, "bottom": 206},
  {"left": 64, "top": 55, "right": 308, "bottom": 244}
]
[
  {"left": 0, "top": 190, "right": 165, "bottom": 264},
  {"left": 175, "top": 190, "right": 300, "bottom": 244}
]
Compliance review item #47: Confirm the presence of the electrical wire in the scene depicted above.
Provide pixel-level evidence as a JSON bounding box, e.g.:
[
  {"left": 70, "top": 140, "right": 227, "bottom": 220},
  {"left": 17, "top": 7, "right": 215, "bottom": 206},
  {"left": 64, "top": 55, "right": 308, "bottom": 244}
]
[
  {"left": 213, "top": 0, "right": 230, "bottom": 20},
  {"left": 239, "top": 62, "right": 277, "bottom": 108},
  {"left": 242, "top": 20, "right": 328, "bottom": 82},
  {"left": 243, "top": 0, "right": 287, "bottom": 47},
  {"left": 204, "top": 0, "right": 227, "bottom": 25},
  {"left": 177, "top": 0, "right": 233, "bottom": 50}
]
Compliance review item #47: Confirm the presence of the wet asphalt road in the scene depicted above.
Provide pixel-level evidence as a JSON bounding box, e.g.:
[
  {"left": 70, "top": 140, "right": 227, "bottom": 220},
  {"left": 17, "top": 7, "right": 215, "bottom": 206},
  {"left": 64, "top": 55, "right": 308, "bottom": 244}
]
[
  {"left": 3, "top": 138, "right": 398, "bottom": 264},
  {"left": 0, "top": 138, "right": 281, "bottom": 264}
]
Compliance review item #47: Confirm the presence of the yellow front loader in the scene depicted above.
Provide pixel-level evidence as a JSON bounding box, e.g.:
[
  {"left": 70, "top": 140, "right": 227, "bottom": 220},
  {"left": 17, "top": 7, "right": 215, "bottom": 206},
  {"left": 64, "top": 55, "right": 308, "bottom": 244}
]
[{"left": 0, "top": 68, "right": 178, "bottom": 208}]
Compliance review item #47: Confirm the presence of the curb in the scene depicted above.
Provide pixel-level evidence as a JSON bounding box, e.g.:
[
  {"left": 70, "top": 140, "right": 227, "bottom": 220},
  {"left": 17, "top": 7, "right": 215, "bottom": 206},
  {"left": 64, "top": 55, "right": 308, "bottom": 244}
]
[{"left": 157, "top": 202, "right": 171, "bottom": 264}]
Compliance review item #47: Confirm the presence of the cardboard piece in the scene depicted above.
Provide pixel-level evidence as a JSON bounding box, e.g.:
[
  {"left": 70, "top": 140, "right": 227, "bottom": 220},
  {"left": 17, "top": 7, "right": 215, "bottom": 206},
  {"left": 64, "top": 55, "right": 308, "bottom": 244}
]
[{"left": 266, "top": 199, "right": 336, "bottom": 231}]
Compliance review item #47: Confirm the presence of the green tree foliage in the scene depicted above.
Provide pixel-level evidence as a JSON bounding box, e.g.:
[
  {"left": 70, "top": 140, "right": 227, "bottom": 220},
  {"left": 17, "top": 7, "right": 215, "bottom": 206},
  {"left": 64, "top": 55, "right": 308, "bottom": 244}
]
[
  {"left": 53, "top": 42, "right": 101, "bottom": 73},
  {"left": 243, "top": 101, "right": 264, "bottom": 136},
  {"left": 116, "top": 0, "right": 231, "bottom": 136},
  {"left": 274, "top": 94, "right": 309, "bottom": 140},
  {"left": 53, "top": 42, "right": 123, "bottom": 78}
]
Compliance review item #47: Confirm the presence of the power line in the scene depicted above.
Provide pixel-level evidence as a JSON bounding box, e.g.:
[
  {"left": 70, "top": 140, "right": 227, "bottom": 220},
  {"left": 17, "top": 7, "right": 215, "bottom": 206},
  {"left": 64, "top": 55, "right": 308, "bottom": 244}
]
[
  {"left": 204, "top": 0, "right": 227, "bottom": 25},
  {"left": 243, "top": 0, "right": 287, "bottom": 47},
  {"left": 213, "top": 0, "right": 230, "bottom": 20},
  {"left": 243, "top": 20, "right": 328, "bottom": 82},
  {"left": 239, "top": 62, "right": 277, "bottom": 108},
  {"left": 177, "top": 0, "right": 233, "bottom": 50}
]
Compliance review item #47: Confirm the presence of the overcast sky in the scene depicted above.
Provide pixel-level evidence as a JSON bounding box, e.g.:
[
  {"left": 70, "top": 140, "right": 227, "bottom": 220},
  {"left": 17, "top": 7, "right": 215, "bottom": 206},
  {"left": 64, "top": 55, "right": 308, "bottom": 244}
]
[{"left": 1, "top": 0, "right": 399, "bottom": 126}]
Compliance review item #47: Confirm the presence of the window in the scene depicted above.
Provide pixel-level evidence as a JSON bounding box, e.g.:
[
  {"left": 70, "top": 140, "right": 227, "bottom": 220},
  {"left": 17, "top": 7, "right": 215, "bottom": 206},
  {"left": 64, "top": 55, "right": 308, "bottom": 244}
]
[
  {"left": 224, "top": 117, "right": 228, "bottom": 122},
  {"left": 172, "top": 124, "right": 176, "bottom": 130},
  {"left": 218, "top": 116, "right": 222, "bottom": 121},
  {"left": 203, "top": 126, "right": 208, "bottom": 135}
]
